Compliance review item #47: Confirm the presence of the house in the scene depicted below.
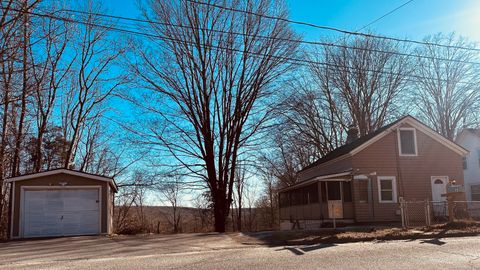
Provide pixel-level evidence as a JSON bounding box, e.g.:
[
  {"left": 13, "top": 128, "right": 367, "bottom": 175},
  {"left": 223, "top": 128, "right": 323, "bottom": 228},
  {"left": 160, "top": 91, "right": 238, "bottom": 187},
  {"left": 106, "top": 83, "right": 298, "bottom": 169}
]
[
  {"left": 455, "top": 129, "right": 480, "bottom": 201},
  {"left": 278, "top": 115, "right": 468, "bottom": 230},
  {"left": 7, "top": 168, "right": 117, "bottom": 239}
]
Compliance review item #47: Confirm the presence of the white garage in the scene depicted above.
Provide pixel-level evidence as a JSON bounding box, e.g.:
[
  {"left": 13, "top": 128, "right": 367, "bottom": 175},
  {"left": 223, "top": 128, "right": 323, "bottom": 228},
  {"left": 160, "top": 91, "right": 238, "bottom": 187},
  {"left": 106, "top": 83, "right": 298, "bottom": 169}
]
[
  {"left": 7, "top": 169, "right": 117, "bottom": 239},
  {"left": 23, "top": 188, "right": 101, "bottom": 237}
]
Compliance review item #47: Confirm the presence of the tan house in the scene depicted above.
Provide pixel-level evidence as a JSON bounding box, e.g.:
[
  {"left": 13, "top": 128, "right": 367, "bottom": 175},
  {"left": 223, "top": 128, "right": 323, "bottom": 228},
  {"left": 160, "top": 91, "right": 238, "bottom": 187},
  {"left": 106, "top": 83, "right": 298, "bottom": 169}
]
[
  {"left": 279, "top": 115, "right": 468, "bottom": 229},
  {"left": 7, "top": 169, "right": 117, "bottom": 239}
]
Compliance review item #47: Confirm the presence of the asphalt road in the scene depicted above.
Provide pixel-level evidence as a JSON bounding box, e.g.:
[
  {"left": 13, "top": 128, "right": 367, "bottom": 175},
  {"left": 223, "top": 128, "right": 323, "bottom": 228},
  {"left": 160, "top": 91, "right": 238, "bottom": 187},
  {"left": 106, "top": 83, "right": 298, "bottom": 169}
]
[{"left": 1, "top": 233, "right": 480, "bottom": 269}]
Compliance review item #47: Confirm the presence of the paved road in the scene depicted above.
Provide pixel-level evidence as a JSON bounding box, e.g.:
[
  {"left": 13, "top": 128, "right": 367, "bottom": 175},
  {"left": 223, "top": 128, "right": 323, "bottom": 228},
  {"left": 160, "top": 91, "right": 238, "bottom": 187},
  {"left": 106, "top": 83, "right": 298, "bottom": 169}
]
[{"left": 1, "top": 234, "right": 480, "bottom": 269}]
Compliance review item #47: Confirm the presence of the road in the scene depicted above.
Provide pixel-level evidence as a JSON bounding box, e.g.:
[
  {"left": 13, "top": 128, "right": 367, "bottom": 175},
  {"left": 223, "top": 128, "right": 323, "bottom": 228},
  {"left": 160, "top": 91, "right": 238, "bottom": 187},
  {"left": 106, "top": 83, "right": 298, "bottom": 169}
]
[{"left": 1, "top": 233, "right": 480, "bottom": 269}]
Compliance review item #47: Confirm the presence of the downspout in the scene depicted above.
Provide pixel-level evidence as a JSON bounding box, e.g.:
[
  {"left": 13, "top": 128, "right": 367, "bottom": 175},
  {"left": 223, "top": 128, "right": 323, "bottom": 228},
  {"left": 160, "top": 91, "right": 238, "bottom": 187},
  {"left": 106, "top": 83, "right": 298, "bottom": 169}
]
[{"left": 368, "top": 177, "right": 375, "bottom": 221}]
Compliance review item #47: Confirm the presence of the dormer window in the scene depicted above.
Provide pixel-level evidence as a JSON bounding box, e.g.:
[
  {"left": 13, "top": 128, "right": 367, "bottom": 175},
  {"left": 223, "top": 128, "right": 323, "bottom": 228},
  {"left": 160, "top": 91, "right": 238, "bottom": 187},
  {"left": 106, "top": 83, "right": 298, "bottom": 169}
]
[{"left": 398, "top": 128, "right": 417, "bottom": 156}]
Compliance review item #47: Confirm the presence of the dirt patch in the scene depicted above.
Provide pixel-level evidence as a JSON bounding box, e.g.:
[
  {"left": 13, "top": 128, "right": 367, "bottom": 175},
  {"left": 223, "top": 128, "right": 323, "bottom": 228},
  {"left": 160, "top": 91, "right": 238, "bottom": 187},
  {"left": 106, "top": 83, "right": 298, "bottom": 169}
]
[{"left": 234, "top": 221, "right": 480, "bottom": 246}]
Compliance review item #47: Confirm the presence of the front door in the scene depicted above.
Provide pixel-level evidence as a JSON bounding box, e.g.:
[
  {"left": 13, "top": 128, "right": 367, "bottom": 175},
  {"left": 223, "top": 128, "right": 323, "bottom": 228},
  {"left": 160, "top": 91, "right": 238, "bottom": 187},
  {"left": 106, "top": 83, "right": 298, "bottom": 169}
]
[
  {"left": 431, "top": 176, "right": 448, "bottom": 217},
  {"left": 327, "top": 182, "right": 343, "bottom": 219}
]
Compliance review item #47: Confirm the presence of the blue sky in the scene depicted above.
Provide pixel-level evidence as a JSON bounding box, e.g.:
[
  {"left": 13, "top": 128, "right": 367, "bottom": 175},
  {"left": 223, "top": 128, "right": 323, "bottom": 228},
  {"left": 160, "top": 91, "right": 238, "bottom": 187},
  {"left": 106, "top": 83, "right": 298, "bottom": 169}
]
[
  {"left": 104, "top": 0, "right": 480, "bottom": 42},
  {"left": 100, "top": 0, "right": 480, "bottom": 205}
]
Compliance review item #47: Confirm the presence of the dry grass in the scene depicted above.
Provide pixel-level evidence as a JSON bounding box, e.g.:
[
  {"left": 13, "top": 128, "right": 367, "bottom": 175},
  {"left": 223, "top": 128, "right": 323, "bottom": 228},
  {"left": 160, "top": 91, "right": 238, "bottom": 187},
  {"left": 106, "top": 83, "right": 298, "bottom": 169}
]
[{"left": 235, "top": 221, "right": 480, "bottom": 246}]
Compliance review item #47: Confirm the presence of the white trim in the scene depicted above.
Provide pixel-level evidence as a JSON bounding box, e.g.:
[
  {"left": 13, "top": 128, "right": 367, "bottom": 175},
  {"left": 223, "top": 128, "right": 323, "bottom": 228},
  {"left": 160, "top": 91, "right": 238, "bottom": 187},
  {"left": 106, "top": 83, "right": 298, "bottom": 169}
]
[
  {"left": 299, "top": 116, "right": 468, "bottom": 181},
  {"left": 397, "top": 127, "right": 418, "bottom": 156},
  {"left": 279, "top": 171, "right": 352, "bottom": 192},
  {"left": 10, "top": 181, "right": 15, "bottom": 239},
  {"left": 350, "top": 116, "right": 468, "bottom": 156},
  {"left": 5, "top": 169, "right": 117, "bottom": 191},
  {"left": 19, "top": 186, "right": 102, "bottom": 238},
  {"left": 377, "top": 176, "right": 397, "bottom": 203},
  {"left": 431, "top": 176, "right": 449, "bottom": 201},
  {"left": 350, "top": 129, "right": 392, "bottom": 156}
]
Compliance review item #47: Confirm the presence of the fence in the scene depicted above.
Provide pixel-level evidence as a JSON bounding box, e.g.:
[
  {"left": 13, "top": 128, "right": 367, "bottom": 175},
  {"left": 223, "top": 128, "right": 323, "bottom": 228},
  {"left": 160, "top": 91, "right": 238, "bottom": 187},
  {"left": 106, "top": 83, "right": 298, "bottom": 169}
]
[{"left": 400, "top": 199, "right": 480, "bottom": 228}]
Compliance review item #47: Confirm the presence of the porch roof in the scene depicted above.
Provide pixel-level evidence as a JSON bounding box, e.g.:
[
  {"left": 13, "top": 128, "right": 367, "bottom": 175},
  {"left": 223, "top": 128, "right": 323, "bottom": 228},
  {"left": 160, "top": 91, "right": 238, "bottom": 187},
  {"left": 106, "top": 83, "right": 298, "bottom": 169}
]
[{"left": 278, "top": 170, "right": 352, "bottom": 193}]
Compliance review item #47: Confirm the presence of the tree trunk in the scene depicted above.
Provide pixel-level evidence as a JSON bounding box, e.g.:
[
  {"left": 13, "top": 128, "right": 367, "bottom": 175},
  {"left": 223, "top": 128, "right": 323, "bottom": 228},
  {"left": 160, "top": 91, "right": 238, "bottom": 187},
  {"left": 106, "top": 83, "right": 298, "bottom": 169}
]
[
  {"left": 213, "top": 195, "right": 228, "bottom": 233},
  {"left": 237, "top": 196, "right": 242, "bottom": 232},
  {"left": 12, "top": 2, "right": 29, "bottom": 176}
]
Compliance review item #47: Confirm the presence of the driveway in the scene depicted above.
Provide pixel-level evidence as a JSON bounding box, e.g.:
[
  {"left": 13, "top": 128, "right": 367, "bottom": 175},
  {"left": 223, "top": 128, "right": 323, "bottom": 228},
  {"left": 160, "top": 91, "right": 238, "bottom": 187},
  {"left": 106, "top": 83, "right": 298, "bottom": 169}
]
[{"left": 1, "top": 234, "right": 480, "bottom": 269}]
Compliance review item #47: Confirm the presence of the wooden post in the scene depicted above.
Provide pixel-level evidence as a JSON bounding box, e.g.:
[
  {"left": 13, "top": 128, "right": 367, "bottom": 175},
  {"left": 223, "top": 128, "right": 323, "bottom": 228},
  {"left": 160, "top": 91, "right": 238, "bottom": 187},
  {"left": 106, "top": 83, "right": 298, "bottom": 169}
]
[
  {"left": 333, "top": 203, "right": 336, "bottom": 229},
  {"left": 425, "top": 200, "right": 431, "bottom": 227}
]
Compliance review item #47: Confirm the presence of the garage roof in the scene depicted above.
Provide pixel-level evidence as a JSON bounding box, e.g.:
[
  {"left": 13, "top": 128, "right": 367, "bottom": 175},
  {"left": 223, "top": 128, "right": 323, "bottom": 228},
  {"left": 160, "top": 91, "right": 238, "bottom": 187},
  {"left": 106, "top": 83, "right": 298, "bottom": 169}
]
[{"left": 5, "top": 168, "right": 118, "bottom": 191}]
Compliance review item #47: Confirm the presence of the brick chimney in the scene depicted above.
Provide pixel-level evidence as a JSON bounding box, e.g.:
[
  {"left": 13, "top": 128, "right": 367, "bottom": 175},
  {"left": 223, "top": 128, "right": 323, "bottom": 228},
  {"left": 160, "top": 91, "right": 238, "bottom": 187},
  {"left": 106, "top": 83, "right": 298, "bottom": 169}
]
[{"left": 346, "top": 124, "right": 359, "bottom": 144}]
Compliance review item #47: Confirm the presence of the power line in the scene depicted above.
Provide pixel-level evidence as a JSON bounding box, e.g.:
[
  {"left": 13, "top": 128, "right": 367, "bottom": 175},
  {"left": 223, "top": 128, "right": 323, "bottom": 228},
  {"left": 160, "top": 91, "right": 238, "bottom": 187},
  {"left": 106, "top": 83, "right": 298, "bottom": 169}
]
[
  {"left": 53, "top": 8, "right": 480, "bottom": 67},
  {"left": 185, "top": 0, "right": 480, "bottom": 53},
  {"left": 4, "top": 7, "right": 479, "bottom": 87},
  {"left": 356, "top": 0, "right": 415, "bottom": 32}
]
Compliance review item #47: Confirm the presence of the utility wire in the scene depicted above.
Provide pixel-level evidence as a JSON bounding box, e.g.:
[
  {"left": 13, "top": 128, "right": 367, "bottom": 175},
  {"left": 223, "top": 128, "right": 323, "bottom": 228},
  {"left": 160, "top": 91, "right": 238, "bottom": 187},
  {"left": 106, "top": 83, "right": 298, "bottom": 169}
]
[
  {"left": 52, "top": 8, "right": 480, "bottom": 67},
  {"left": 4, "top": 7, "right": 479, "bottom": 87},
  {"left": 356, "top": 0, "right": 415, "bottom": 32},
  {"left": 185, "top": 0, "right": 480, "bottom": 53}
]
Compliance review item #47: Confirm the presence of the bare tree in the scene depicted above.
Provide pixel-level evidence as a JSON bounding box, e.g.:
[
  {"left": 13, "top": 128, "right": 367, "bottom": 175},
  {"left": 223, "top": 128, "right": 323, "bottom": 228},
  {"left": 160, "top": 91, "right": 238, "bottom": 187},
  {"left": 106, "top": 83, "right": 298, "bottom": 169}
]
[
  {"left": 114, "top": 171, "right": 150, "bottom": 234},
  {"left": 309, "top": 36, "right": 411, "bottom": 137},
  {"left": 61, "top": 1, "right": 125, "bottom": 169},
  {"left": 413, "top": 33, "right": 480, "bottom": 139},
  {"left": 0, "top": 0, "right": 40, "bottom": 238},
  {"left": 130, "top": 0, "right": 298, "bottom": 232},
  {"left": 233, "top": 165, "right": 246, "bottom": 231},
  {"left": 29, "top": 3, "right": 74, "bottom": 172},
  {"left": 159, "top": 176, "right": 183, "bottom": 233}
]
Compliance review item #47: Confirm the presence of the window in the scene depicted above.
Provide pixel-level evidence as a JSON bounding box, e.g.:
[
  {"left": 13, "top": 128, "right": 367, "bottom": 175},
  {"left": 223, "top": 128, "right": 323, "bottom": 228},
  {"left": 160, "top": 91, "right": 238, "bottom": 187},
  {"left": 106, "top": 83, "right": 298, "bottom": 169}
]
[
  {"left": 327, "top": 181, "right": 341, "bottom": 200},
  {"left": 377, "top": 176, "right": 397, "bottom": 203},
  {"left": 472, "top": 185, "right": 480, "bottom": 201},
  {"left": 463, "top": 157, "right": 468, "bottom": 170},
  {"left": 279, "top": 192, "right": 289, "bottom": 208},
  {"left": 304, "top": 183, "right": 319, "bottom": 204},
  {"left": 343, "top": 182, "right": 352, "bottom": 202},
  {"left": 398, "top": 128, "right": 417, "bottom": 156}
]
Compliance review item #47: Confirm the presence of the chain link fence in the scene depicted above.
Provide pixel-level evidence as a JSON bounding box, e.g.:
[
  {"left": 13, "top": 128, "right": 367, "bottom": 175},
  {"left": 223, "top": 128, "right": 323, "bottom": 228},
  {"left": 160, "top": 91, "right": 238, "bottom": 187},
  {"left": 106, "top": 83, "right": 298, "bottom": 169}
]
[{"left": 400, "top": 200, "right": 480, "bottom": 228}]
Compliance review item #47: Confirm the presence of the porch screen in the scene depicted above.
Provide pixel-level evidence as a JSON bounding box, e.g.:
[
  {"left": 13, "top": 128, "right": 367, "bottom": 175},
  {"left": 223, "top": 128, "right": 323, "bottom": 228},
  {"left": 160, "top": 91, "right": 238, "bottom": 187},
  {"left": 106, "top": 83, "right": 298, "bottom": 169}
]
[{"left": 327, "top": 182, "right": 341, "bottom": 200}]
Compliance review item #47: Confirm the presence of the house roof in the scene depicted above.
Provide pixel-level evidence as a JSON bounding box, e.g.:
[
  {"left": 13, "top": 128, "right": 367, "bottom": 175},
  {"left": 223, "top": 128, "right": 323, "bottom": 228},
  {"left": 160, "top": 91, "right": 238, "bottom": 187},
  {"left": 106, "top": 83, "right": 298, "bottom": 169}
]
[
  {"left": 278, "top": 170, "right": 352, "bottom": 192},
  {"left": 300, "top": 115, "right": 468, "bottom": 174},
  {"left": 5, "top": 168, "right": 118, "bottom": 191}
]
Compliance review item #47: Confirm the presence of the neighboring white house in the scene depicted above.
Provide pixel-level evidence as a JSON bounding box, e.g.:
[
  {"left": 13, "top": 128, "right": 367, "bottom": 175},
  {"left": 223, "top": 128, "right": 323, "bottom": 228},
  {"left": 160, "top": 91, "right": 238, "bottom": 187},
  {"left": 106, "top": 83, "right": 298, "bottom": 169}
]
[{"left": 456, "top": 129, "right": 480, "bottom": 201}]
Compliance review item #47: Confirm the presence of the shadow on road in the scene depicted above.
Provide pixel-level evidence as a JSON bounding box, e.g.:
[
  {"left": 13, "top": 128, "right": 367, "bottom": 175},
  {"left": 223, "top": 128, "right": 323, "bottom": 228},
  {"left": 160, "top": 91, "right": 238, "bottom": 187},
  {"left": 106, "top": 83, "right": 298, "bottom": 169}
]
[{"left": 277, "top": 243, "right": 336, "bottom": 256}]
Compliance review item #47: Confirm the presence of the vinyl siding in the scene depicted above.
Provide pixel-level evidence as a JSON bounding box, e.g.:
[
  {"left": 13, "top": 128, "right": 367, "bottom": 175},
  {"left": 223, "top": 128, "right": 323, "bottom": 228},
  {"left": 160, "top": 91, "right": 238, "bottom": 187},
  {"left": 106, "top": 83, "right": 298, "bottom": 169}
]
[{"left": 352, "top": 123, "right": 465, "bottom": 222}]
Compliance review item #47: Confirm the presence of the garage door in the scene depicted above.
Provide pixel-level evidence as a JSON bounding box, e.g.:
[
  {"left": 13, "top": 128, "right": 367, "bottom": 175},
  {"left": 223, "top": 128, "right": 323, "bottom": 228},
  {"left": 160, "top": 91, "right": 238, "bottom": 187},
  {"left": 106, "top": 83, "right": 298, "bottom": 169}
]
[{"left": 23, "top": 188, "right": 100, "bottom": 237}]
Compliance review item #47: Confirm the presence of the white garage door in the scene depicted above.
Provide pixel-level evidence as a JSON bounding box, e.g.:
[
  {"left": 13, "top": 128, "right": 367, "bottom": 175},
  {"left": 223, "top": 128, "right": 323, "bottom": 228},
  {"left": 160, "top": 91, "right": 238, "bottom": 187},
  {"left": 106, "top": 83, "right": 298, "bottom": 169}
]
[{"left": 23, "top": 188, "right": 100, "bottom": 237}]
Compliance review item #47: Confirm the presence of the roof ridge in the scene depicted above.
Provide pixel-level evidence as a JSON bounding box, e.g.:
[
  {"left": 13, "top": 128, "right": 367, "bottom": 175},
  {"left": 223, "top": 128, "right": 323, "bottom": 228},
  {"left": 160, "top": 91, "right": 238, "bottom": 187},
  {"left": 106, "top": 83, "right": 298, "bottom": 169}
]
[{"left": 299, "top": 115, "right": 410, "bottom": 172}]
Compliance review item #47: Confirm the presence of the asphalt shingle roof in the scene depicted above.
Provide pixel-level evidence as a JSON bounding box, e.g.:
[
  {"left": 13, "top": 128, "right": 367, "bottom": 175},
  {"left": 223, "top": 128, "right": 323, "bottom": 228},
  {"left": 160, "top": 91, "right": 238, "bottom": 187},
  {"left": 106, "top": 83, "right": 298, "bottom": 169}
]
[{"left": 299, "top": 116, "right": 408, "bottom": 172}]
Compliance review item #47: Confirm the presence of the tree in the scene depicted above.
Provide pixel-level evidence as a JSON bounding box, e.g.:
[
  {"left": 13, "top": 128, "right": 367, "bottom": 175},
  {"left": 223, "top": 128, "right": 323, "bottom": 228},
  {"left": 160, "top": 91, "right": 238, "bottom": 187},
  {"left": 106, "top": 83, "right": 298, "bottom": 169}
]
[
  {"left": 413, "top": 33, "right": 480, "bottom": 139},
  {"left": 0, "top": 0, "right": 40, "bottom": 238},
  {"left": 159, "top": 176, "right": 183, "bottom": 233},
  {"left": 130, "top": 0, "right": 298, "bottom": 232},
  {"left": 29, "top": 3, "right": 75, "bottom": 172},
  {"left": 308, "top": 36, "right": 411, "bottom": 137},
  {"left": 61, "top": 1, "right": 125, "bottom": 169}
]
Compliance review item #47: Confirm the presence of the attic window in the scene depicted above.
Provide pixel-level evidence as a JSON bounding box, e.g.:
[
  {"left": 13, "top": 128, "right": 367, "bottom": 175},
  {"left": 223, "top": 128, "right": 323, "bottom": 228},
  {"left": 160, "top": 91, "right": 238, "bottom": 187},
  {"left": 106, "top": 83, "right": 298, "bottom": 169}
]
[{"left": 398, "top": 128, "right": 417, "bottom": 156}]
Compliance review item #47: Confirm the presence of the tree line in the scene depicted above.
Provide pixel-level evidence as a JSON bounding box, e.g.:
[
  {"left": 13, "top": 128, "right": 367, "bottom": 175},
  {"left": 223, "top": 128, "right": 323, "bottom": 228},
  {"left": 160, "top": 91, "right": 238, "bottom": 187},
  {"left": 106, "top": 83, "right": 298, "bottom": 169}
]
[{"left": 1, "top": 0, "right": 480, "bottom": 236}]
